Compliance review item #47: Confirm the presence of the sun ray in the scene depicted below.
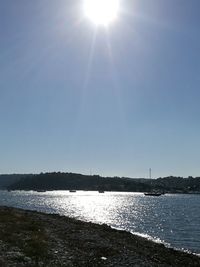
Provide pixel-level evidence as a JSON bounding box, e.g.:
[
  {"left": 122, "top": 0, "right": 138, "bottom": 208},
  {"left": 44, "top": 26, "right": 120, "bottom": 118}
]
[
  {"left": 104, "top": 30, "right": 128, "bottom": 130},
  {"left": 84, "top": 30, "right": 98, "bottom": 89},
  {"left": 78, "top": 29, "right": 98, "bottom": 120}
]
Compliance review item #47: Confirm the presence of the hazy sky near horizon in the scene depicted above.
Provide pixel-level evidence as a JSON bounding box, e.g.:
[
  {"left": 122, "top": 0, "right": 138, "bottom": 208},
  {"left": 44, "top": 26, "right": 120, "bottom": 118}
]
[{"left": 0, "top": 0, "right": 200, "bottom": 178}]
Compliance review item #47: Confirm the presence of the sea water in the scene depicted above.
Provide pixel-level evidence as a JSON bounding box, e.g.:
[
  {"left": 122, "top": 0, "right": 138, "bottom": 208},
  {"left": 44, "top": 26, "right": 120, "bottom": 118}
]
[{"left": 0, "top": 190, "right": 199, "bottom": 254}]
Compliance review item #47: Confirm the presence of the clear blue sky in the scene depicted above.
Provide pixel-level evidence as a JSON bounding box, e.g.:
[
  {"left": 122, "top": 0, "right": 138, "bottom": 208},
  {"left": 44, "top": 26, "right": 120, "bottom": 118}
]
[{"left": 0, "top": 0, "right": 200, "bottom": 178}]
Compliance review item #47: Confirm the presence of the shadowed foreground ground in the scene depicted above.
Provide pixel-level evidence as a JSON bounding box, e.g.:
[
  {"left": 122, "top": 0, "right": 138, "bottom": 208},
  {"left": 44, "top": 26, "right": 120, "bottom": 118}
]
[{"left": 0, "top": 206, "right": 199, "bottom": 267}]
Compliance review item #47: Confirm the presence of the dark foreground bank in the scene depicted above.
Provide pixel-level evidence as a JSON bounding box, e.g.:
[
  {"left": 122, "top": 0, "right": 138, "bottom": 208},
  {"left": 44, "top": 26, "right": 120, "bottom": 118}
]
[{"left": 0, "top": 207, "right": 199, "bottom": 267}]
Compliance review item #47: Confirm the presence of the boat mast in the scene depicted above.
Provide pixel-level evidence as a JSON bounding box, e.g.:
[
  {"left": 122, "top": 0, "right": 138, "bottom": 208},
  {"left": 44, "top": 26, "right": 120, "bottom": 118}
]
[{"left": 149, "top": 168, "right": 152, "bottom": 179}]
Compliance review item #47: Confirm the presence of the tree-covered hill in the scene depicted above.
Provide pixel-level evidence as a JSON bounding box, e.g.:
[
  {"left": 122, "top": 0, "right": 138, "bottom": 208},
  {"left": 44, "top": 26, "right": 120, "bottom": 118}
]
[
  {"left": 7, "top": 172, "right": 151, "bottom": 192},
  {"left": 5, "top": 172, "right": 200, "bottom": 193},
  {"left": 0, "top": 174, "right": 33, "bottom": 189}
]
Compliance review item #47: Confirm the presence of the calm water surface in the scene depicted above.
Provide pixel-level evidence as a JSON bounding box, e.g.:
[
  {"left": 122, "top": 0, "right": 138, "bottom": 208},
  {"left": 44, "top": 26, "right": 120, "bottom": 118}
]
[{"left": 0, "top": 190, "right": 199, "bottom": 254}]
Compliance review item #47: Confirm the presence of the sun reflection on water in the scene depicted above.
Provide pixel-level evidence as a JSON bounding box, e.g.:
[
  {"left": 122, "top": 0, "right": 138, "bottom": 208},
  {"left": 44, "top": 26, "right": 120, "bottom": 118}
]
[{"left": 41, "top": 191, "right": 144, "bottom": 227}]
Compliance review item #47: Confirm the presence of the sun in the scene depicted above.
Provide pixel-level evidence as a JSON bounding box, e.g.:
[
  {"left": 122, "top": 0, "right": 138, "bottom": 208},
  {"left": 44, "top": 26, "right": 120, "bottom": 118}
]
[{"left": 84, "top": 0, "right": 119, "bottom": 26}]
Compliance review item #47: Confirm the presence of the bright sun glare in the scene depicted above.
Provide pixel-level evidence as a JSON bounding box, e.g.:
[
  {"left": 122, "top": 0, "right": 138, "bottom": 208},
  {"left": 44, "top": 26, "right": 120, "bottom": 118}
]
[{"left": 84, "top": 0, "right": 119, "bottom": 26}]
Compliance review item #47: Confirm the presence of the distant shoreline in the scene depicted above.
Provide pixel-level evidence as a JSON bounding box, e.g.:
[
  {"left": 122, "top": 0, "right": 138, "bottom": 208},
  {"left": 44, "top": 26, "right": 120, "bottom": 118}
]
[
  {"left": 2, "top": 173, "right": 200, "bottom": 194},
  {"left": 2, "top": 188, "right": 200, "bottom": 194},
  {"left": 0, "top": 206, "right": 199, "bottom": 266}
]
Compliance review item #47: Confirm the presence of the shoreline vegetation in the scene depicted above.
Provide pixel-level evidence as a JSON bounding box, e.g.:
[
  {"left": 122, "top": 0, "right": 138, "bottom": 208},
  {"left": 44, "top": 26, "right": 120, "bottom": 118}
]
[
  {"left": 0, "top": 206, "right": 200, "bottom": 267},
  {"left": 1, "top": 172, "right": 200, "bottom": 194}
]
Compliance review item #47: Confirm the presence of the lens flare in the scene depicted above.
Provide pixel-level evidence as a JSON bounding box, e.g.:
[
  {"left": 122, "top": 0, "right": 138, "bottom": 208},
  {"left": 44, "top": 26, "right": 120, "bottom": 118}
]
[{"left": 84, "top": 0, "right": 119, "bottom": 26}]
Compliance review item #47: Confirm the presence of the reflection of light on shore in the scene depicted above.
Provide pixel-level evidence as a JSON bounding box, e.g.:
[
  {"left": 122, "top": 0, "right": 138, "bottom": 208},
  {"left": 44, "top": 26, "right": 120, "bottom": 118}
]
[
  {"left": 59, "top": 192, "right": 142, "bottom": 226},
  {"left": 66, "top": 193, "right": 119, "bottom": 224},
  {"left": 6, "top": 191, "right": 145, "bottom": 227}
]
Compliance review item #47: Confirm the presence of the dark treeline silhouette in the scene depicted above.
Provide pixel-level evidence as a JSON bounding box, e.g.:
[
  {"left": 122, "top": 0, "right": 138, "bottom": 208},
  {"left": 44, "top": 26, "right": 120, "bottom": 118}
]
[
  {"left": 147, "top": 176, "right": 200, "bottom": 193},
  {"left": 6, "top": 172, "right": 151, "bottom": 192},
  {"left": 0, "top": 174, "right": 33, "bottom": 189},
  {"left": 3, "top": 172, "right": 200, "bottom": 193}
]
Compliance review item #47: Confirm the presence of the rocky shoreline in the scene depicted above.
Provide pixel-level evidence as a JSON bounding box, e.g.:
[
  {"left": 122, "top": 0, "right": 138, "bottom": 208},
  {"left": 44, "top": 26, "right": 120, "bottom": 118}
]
[{"left": 0, "top": 206, "right": 199, "bottom": 267}]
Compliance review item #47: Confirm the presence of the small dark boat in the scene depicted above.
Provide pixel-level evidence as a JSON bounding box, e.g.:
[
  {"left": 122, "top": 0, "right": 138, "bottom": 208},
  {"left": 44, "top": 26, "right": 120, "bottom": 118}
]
[
  {"left": 98, "top": 190, "right": 105, "bottom": 193},
  {"left": 144, "top": 192, "right": 162, "bottom": 196},
  {"left": 69, "top": 190, "right": 76, "bottom": 193}
]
